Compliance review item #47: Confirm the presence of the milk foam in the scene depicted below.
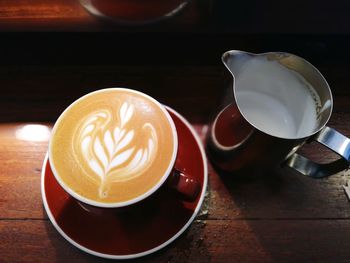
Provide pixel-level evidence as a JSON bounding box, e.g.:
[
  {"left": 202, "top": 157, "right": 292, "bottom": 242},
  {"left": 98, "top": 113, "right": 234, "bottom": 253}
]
[
  {"left": 74, "top": 102, "right": 158, "bottom": 198},
  {"left": 235, "top": 56, "right": 320, "bottom": 138},
  {"left": 50, "top": 89, "right": 175, "bottom": 204}
]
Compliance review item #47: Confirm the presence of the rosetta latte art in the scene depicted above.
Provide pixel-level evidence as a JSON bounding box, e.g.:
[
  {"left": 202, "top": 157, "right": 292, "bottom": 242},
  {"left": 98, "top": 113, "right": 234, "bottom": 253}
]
[{"left": 73, "top": 102, "right": 158, "bottom": 198}]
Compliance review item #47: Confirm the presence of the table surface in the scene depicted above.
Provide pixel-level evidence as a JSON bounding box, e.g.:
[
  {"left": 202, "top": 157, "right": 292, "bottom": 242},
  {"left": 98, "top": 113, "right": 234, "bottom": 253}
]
[
  {"left": 1, "top": 1, "right": 350, "bottom": 262},
  {"left": 0, "top": 60, "right": 350, "bottom": 262}
]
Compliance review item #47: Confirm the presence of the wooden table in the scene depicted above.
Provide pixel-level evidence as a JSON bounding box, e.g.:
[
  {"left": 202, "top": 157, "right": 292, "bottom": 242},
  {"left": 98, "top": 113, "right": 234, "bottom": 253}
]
[
  {"left": 0, "top": 60, "right": 349, "bottom": 262},
  {"left": 1, "top": 1, "right": 350, "bottom": 262}
]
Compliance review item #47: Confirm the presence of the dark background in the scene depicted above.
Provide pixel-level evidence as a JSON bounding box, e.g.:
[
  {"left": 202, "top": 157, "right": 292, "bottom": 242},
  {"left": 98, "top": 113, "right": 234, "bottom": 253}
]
[{"left": 0, "top": 0, "right": 349, "bottom": 122}]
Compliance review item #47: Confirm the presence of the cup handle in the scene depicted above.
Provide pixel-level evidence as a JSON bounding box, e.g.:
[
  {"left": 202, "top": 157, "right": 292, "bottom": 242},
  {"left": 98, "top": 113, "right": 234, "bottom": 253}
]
[
  {"left": 167, "top": 169, "right": 201, "bottom": 201},
  {"left": 285, "top": 126, "right": 350, "bottom": 178}
]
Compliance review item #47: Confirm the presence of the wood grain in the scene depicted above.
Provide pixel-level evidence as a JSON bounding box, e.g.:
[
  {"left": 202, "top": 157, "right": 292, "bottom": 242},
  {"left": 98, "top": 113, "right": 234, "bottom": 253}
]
[
  {"left": 0, "top": 113, "right": 349, "bottom": 221},
  {"left": 0, "top": 124, "right": 51, "bottom": 219},
  {"left": 1, "top": 219, "right": 350, "bottom": 262},
  {"left": 0, "top": 57, "right": 349, "bottom": 261},
  {"left": 0, "top": 115, "right": 349, "bottom": 261}
]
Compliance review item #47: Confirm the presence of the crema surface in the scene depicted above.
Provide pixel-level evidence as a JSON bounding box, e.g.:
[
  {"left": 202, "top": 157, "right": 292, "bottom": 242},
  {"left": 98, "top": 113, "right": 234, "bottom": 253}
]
[{"left": 49, "top": 89, "right": 175, "bottom": 204}]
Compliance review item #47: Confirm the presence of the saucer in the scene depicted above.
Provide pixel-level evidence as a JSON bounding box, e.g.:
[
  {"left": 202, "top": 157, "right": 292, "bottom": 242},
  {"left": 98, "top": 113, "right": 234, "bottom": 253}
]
[{"left": 41, "top": 106, "right": 208, "bottom": 259}]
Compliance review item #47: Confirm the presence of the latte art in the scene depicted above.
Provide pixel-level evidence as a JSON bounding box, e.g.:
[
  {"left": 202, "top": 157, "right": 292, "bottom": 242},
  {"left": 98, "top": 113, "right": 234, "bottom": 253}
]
[
  {"left": 49, "top": 88, "right": 176, "bottom": 205},
  {"left": 74, "top": 102, "right": 158, "bottom": 198}
]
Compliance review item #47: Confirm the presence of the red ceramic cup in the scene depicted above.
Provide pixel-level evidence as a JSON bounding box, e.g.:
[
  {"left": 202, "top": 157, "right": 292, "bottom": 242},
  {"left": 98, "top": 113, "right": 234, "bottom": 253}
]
[
  {"left": 78, "top": 0, "right": 190, "bottom": 24},
  {"left": 49, "top": 88, "right": 200, "bottom": 209}
]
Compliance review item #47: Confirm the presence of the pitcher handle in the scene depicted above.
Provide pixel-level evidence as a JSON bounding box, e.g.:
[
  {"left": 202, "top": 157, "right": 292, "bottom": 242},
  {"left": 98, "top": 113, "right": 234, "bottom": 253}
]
[{"left": 285, "top": 126, "right": 350, "bottom": 178}]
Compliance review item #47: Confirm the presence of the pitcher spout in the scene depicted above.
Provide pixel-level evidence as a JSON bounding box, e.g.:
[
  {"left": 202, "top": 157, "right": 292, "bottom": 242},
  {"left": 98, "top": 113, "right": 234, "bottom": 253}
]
[{"left": 221, "top": 50, "right": 257, "bottom": 78}]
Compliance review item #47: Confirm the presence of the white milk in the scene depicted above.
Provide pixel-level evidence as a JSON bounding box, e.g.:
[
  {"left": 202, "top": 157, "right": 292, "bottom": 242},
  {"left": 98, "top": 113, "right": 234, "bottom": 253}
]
[{"left": 235, "top": 56, "right": 319, "bottom": 138}]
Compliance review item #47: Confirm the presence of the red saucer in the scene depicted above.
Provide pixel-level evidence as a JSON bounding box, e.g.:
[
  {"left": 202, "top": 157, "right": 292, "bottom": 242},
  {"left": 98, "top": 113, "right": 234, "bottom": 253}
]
[{"left": 41, "top": 106, "right": 208, "bottom": 259}]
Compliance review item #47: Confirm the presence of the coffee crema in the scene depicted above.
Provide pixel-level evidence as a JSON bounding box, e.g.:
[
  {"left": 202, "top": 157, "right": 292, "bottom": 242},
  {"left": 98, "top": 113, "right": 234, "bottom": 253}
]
[{"left": 49, "top": 89, "right": 176, "bottom": 204}]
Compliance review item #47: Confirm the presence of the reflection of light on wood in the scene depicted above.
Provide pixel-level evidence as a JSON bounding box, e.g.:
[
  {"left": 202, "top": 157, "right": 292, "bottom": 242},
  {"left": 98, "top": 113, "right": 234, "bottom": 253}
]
[{"left": 15, "top": 124, "right": 51, "bottom": 142}]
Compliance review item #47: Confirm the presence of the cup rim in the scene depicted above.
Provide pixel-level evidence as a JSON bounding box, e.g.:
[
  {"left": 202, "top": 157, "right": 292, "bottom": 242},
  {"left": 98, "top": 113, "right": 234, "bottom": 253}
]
[
  {"left": 42, "top": 105, "right": 208, "bottom": 259},
  {"left": 211, "top": 103, "right": 253, "bottom": 151},
  {"left": 222, "top": 50, "right": 334, "bottom": 140},
  {"left": 48, "top": 87, "right": 178, "bottom": 208},
  {"left": 79, "top": 0, "right": 190, "bottom": 25}
]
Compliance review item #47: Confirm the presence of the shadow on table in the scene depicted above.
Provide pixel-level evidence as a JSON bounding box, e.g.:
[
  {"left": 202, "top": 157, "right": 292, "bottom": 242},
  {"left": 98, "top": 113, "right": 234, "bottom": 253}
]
[
  {"left": 215, "top": 164, "right": 311, "bottom": 217},
  {"left": 211, "top": 160, "right": 350, "bottom": 262}
]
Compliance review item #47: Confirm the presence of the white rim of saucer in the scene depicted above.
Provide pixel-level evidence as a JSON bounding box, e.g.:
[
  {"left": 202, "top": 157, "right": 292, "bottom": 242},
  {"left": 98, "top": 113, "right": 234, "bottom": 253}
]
[
  {"left": 41, "top": 105, "right": 208, "bottom": 260},
  {"left": 48, "top": 88, "right": 178, "bottom": 208}
]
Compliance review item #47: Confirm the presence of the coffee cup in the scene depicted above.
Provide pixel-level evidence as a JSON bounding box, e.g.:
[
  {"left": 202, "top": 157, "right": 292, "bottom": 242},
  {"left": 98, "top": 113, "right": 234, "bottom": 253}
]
[
  {"left": 49, "top": 88, "right": 200, "bottom": 208},
  {"left": 206, "top": 51, "right": 350, "bottom": 177},
  {"left": 78, "top": 0, "right": 190, "bottom": 24}
]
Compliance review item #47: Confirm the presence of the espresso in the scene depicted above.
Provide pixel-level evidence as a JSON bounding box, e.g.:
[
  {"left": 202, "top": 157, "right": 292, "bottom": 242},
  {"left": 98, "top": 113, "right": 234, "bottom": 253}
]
[{"left": 49, "top": 89, "right": 176, "bottom": 204}]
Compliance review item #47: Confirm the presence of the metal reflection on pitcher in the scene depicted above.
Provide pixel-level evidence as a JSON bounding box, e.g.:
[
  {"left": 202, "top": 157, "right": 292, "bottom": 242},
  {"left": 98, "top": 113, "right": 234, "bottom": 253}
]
[{"left": 206, "top": 50, "right": 350, "bottom": 177}]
